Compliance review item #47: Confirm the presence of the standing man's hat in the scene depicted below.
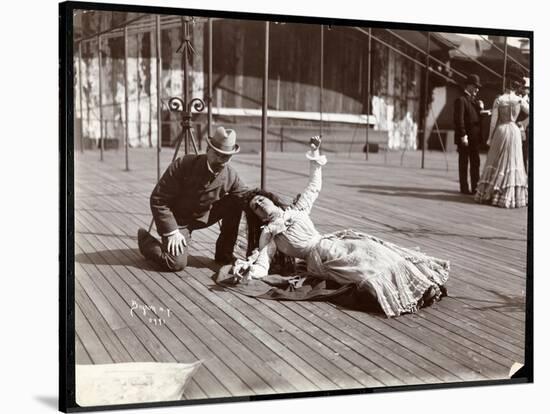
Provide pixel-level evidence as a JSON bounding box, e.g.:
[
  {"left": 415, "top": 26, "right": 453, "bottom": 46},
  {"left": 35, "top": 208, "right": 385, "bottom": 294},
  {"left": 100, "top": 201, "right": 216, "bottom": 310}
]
[
  {"left": 207, "top": 126, "right": 240, "bottom": 155},
  {"left": 466, "top": 74, "right": 482, "bottom": 88}
]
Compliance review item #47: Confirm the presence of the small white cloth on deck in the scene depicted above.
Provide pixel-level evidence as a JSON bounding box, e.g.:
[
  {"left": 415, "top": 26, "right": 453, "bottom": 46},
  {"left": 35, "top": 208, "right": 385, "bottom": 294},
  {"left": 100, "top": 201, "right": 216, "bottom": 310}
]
[{"left": 76, "top": 361, "right": 201, "bottom": 407}]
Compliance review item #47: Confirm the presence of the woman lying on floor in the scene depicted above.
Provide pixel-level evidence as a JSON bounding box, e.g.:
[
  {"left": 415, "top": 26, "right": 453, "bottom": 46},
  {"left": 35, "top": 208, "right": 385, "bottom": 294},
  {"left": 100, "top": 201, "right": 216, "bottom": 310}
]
[{"left": 224, "top": 136, "right": 449, "bottom": 318}]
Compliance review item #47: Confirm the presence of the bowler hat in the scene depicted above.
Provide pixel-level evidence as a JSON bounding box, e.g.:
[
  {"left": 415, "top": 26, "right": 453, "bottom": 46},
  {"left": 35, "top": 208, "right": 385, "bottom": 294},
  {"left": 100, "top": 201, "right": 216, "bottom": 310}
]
[
  {"left": 207, "top": 126, "right": 240, "bottom": 155},
  {"left": 465, "top": 74, "right": 482, "bottom": 88}
]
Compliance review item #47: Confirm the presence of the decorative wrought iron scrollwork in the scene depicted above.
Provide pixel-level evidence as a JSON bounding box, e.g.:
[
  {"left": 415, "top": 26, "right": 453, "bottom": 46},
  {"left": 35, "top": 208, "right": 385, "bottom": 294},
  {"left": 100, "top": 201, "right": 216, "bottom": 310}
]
[
  {"left": 190, "top": 98, "right": 206, "bottom": 113},
  {"left": 168, "top": 97, "right": 205, "bottom": 114},
  {"left": 168, "top": 97, "right": 185, "bottom": 112}
]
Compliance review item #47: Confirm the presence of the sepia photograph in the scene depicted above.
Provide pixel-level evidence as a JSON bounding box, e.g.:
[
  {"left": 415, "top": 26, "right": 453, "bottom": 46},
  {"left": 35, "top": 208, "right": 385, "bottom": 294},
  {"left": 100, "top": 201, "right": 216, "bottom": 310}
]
[{"left": 59, "top": 0, "right": 533, "bottom": 411}]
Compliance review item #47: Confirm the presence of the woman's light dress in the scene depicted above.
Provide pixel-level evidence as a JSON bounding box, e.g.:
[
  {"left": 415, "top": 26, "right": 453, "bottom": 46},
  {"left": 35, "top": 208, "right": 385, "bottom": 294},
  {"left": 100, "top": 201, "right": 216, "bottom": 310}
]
[
  {"left": 245, "top": 152, "right": 450, "bottom": 317},
  {"left": 474, "top": 92, "right": 529, "bottom": 208}
]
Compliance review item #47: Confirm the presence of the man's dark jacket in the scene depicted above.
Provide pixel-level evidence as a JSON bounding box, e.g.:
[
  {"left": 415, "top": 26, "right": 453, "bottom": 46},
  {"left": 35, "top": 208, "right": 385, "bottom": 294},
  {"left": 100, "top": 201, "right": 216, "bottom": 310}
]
[
  {"left": 150, "top": 154, "right": 247, "bottom": 236},
  {"left": 454, "top": 93, "right": 482, "bottom": 145}
]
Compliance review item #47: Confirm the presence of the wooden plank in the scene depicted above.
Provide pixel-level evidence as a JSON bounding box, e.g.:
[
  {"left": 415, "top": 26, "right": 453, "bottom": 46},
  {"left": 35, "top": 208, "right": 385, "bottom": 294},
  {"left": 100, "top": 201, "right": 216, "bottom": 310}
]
[
  {"left": 75, "top": 274, "right": 206, "bottom": 398},
  {"left": 265, "top": 299, "right": 419, "bottom": 386},
  {"left": 280, "top": 300, "right": 446, "bottom": 384},
  {"left": 201, "top": 213, "right": 524, "bottom": 333},
  {"left": 75, "top": 262, "right": 127, "bottom": 331},
  {"left": 75, "top": 214, "right": 252, "bottom": 397},
  {"left": 201, "top": 222, "right": 524, "bottom": 359},
  {"left": 75, "top": 302, "right": 113, "bottom": 364},
  {"left": 76, "top": 249, "right": 209, "bottom": 400},
  {"left": 85, "top": 233, "right": 290, "bottom": 396},
  {"left": 191, "top": 226, "right": 512, "bottom": 384},
  {"left": 79, "top": 206, "right": 302, "bottom": 392},
  {"left": 184, "top": 224, "right": 483, "bottom": 386},
  {"left": 392, "top": 316, "right": 509, "bottom": 378},
  {"left": 72, "top": 148, "right": 528, "bottom": 395},
  {"left": 425, "top": 301, "right": 525, "bottom": 355},
  {"left": 95, "top": 204, "right": 350, "bottom": 389},
  {"left": 98, "top": 183, "right": 376, "bottom": 392},
  {"left": 305, "top": 300, "right": 463, "bottom": 383},
  {"left": 78, "top": 200, "right": 332, "bottom": 394},
  {"left": 399, "top": 312, "right": 517, "bottom": 368},
  {"left": 75, "top": 280, "right": 133, "bottom": 363},
  {"left": 437, "top": 297, "right": 525, "bottom": 340},
  {"left": 163, "top": 201, "right": 520, "bottom": 384},
  {"left": 178, "top": 221, "right": 424, "bottom": 387},
  {"left": 76, "top": 217, "right": 228, "bottom": 396},
  {"left": 75, "top": 333, "right": 93, "bottom": 365}
]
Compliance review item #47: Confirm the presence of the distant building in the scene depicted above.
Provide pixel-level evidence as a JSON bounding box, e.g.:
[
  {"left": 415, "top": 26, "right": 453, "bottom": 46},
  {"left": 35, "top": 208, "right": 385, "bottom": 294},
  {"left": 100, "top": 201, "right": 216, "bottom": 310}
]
[{"left": 74, "top": 11, "right": 529, "bottom": 152}]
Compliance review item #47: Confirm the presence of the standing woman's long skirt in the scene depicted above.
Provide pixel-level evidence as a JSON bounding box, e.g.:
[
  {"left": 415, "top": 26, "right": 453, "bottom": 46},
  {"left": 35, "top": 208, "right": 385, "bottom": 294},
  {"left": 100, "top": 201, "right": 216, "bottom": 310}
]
[{"left": 475, "top": 122, "right": 528, "bottom": 208}]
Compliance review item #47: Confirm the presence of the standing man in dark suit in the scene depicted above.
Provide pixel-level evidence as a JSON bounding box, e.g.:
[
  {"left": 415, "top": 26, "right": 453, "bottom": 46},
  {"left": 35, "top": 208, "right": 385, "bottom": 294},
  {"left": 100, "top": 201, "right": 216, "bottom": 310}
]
[
  {"left": 454, "top": 74, "right": 484, "bottom": 194},
  {"left": 137, "top": 126, "right": 249, "bottom": 272}
]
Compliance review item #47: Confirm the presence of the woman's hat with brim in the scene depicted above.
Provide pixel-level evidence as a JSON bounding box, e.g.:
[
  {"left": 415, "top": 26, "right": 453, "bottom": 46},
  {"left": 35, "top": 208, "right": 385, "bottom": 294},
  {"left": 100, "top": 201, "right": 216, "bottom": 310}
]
[
  {"left": 207, "top": 126, "right": 240, "bottom": 155},
  {"left": 465, "top": 74, "right": 482, "bottom": 88}
]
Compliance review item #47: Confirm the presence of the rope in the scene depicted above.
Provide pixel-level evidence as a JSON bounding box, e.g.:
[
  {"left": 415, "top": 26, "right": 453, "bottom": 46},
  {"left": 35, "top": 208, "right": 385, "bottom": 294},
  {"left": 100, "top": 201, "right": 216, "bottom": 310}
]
[
  {"left": 434, "top": 32, "right": 504, "bottom": 80},
  {"left": 476, "top": 35, "right": 530, "bottom": 74},
  {"left": 385, "top": 29, "right": 467, "bottom": 80},
  {"left": 353, "top": 27, "right": 459, "bottom": 86}
]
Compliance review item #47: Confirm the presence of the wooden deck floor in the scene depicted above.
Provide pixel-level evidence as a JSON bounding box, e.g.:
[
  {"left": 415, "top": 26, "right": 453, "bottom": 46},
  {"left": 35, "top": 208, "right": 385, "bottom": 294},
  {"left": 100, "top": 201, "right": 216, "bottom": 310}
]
[{"left": 74, "top": 147, "right": 528, "bottom": 400}]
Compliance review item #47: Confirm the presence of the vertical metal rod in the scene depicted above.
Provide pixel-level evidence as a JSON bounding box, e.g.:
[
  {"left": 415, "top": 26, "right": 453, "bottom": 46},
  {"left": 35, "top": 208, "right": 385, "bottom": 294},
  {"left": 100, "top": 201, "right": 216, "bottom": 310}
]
[
  {"left": 502, "top": 37, "right": 508, "bottom": 92},
  {"left": 77, "top": 42, "right": 85, "bottom": 153},
  {"left": 365, "top": 28, "right": 372, "bottom": 160},
  {"left": 98, "top": 35, "right": 104, "bottom": 161},
  {"left": 276, "top": 75, "right": 280, "bottom": 110},
  {"left": 421, "top": 32, "right": 431, "bottom": 169},
  {"left": 136, "top": 32, "right": 142, "bottom": 151},
  {"left": 123, "top": 26, "right": 130, "bottom": 171},
  {"left": 208, "top": 18, "right": 213, "bottom": 138},
  {"left": 149, "top": 29, "right": 154, "bottom": 148},
  {"left": 182, "top": 17, "right": 190, "bottom": 155},
  {"left": 261, "top": 21, "right": 269, "bottom": 190},
  {"left": 320, "top": 25, "right": 324, "bottom": 138},
  {"left": 155, "top": 15, "right": 162, "bottom": 181}
]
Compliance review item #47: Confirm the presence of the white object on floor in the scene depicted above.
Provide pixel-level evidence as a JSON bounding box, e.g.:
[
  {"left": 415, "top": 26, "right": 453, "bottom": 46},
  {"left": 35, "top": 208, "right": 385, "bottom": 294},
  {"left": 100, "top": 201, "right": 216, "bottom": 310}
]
[{"left": 76, "top": 361, "right": 201, "bottom": 407}]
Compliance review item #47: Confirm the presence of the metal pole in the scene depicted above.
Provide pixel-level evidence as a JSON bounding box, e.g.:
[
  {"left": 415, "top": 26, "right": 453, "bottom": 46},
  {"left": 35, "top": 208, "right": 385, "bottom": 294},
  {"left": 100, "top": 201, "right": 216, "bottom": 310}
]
[
  {"left": 77, "top": 42, "right": 85, "bottom": 153},
  {"left": 182, "top": 17, "right": 190, "bottom": 155},
  {"left": 421, "top": 32, "right": 430, "bottom": 169},
  {"left": 365, "top": 28, "right": 372, "bottom": 160},
  {"left": 155, "top": 15, "right": 162, "bottom": 182},
  {"left": 123, "top": 26, "right": 130, "bottom": 171},
  {"left": 208, "top": 18, "right": 213, "bottom": 138},
  {"left": 502, "top": 37, "right": 508, "bottom": 92},
  {"left": 261, "top": 21, "right": 269, "bottom": 190},
  {"left": 98, "top": 35, "right": 104, "bottom": 161},
  {"left": 320, "top": 25, "right": 324, "bottom": 138}
]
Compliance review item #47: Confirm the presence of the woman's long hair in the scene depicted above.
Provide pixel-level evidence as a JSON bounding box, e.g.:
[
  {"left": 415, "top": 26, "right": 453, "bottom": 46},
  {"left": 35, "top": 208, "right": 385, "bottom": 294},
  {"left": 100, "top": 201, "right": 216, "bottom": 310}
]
[{"left": 242, "top": 188, "right": 298, "bottom": 275}]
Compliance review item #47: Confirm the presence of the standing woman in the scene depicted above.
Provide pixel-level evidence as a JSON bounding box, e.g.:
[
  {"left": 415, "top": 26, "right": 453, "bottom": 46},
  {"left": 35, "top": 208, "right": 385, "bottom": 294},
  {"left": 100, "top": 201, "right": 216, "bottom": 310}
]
[{"left": 474, "top": 75, "right": 529, "bottom": 208}]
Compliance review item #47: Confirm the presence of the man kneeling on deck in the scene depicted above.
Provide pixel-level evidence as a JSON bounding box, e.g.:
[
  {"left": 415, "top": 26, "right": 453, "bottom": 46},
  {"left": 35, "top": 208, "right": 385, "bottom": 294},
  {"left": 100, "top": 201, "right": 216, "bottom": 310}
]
[{"left": 137, "top": 126, "right": 248, "bottom": 272}]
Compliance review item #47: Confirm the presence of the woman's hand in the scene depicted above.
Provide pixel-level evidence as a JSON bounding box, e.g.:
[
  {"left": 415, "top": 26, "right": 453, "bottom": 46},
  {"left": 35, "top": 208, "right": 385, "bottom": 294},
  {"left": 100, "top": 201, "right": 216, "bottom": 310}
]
[
  {"left": 232, "top": 259, "right": 251, "bottom": 278},
  {"left": 310, "top": 136, "right": 321, "bottom": 151}
]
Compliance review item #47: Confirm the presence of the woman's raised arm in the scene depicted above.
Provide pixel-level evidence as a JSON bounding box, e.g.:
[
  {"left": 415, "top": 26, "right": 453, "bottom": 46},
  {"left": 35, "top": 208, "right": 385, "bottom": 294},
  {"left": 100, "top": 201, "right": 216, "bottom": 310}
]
[{"left": 293, "top": 136, "right": 327, "bottom": 213}]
